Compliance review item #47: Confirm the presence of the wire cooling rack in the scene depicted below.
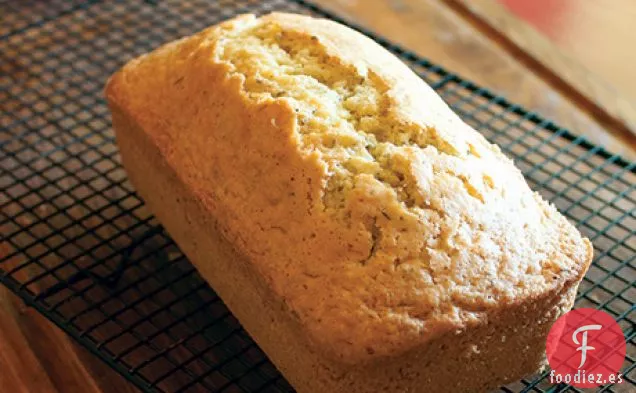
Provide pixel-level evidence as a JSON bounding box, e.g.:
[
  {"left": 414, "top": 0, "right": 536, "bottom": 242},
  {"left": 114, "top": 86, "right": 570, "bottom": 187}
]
[{"left": 1, "top": 0, "right": 634, "bottom": 392}]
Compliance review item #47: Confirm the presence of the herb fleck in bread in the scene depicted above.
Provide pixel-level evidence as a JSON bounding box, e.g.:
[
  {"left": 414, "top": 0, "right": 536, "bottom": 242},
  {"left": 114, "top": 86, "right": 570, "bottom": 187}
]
[{"left": 106, "top": 12, "right": 593, "bottom": 392}]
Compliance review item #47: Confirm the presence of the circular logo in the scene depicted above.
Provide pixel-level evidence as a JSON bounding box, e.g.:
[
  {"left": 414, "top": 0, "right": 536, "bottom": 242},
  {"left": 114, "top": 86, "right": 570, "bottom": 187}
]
[{"left": 546, "top": 308, "right": 626, "bottom": 388}]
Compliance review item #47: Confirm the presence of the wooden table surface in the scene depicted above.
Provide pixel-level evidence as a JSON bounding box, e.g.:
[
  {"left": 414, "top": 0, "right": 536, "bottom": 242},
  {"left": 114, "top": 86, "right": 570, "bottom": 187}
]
[{"left": 1, "top": 1, "right": 635, "bottom": 392}]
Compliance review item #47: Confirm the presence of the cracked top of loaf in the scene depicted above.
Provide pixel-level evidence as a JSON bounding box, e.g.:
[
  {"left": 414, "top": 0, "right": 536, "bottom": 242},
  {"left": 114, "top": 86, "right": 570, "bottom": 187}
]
[{"left": 107, "top": 13, "right": 593, "bottom": 364}]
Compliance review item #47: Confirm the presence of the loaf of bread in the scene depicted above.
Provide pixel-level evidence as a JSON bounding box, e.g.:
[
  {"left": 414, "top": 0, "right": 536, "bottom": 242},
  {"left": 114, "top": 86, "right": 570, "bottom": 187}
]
[{"left": 106, "top": 13, "right": 593, "bottom": 392}]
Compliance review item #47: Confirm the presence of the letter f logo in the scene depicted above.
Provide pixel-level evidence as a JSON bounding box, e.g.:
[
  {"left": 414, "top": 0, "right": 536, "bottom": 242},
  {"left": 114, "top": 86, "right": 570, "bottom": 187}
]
[{"left": 572, "top": 324, "right": 602, "bottom": 368}]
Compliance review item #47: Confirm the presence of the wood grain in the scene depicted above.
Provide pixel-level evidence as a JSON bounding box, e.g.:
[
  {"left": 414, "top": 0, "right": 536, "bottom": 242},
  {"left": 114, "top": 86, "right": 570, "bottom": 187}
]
[
  {"left": 448, "top": 0, "right": 636, "bottom": 147},
  {"left": 495, "top": 0, "right": 636, "bottom": 104},
  {"left": 0, "top": 246, "right": 139, "bottom": 393}
]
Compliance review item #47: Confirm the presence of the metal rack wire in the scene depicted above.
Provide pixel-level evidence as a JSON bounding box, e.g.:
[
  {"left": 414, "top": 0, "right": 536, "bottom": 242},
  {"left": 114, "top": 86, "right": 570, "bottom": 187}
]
[{"left": 1, "top": 0, "right": 634, "bottom": 392}]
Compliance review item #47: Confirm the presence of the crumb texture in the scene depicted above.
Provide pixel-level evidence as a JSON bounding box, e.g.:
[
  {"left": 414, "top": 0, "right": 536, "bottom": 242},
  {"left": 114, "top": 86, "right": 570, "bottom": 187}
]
[{"left": 111, "top": 13, "right": 592, "bottom": 363}]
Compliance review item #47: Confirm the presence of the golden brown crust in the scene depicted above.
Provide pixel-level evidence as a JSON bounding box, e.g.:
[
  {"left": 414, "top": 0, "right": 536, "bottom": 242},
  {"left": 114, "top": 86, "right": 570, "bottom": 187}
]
[{"left": 106, "top": 11, "right": 592, "bottom": 370}]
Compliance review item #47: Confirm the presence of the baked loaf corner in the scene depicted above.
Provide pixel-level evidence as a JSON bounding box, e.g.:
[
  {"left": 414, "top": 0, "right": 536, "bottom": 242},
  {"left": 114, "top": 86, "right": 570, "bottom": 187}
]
[{"left": 106, "top": 12, "right": 593, "bottom": 392}]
